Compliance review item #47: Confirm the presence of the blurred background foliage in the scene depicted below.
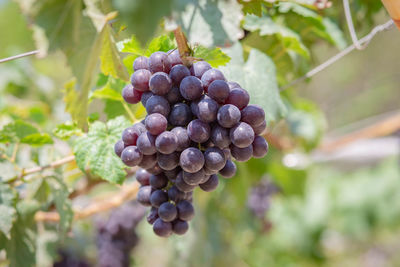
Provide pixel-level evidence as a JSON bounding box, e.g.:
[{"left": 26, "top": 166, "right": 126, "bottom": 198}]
[{"left": 0, "top": 0, "right": 399, "bottom": 266}]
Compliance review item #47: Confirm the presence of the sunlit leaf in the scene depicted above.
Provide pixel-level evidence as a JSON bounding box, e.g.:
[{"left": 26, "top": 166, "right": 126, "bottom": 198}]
[{"left": 192, "top": 45, "right": 230, "bottom": 67}]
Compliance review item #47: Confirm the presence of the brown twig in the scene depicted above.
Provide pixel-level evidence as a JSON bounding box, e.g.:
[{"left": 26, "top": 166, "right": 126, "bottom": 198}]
[
  {"left": 19, "top": 155, "right": 76, "bottom": 178},
  {"left": 173, "top": 26, "right": 192, "bottom": 66},
  {"left": 0, "top": 50, "right": 39, "bottom": 63},
  {"left": 34, "top": 182, "right": 140, "bottom": 222}
]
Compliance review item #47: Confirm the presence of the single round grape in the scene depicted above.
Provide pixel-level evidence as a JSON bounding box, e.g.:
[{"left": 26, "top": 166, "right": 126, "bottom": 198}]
[
  {"left": 241, "top": 105, "right": 265, "bottom": 127},
  {"left": 219, "top": 160, "right": 237, "bottom": 178},
  {"left": 183, "top": 169, "right": 206, "bottom": 185},
  {"left": 227, "top": 81, "right": 241, "bottom": 90},
  {"left": 137, "top": 132, "right": 157, "bottom": 155},
  {"left": 176, "top": 200, "right": 195, "bottom": 221},
  {"left": 230, "top": 144, "right": 253, "bottom": 162},
  {"left": 153, "top": 218, "right": 172, "bottom": 237},
  {"left": 149, "top": 51, "right": 171, "bottom": 73},
  {"left": 226, "top": 87, "right": 249, "bottom": 110},
  {"left": 171, "top": 127, "right": 191, "bottom": 151},
  {"left": 175, "top": 171, "right": 197, "bottom": 192},
  {"left": 165, "top": 85, "right": 183, "bottom": 104},
  {"left": 122, "top": 126, "right": 141, "bottom": 146},
  {"left": 145, "top": 95, "right": 171, "bottom": 117},
  {"left": 155, "top": 131, "right": 178, "bottom": 154},
  {"left": 230, "top": 122, "right": 255, "bottom": 148},
  {"left": 168, "top": 185, "right": 186, "bottom": 203},
  {"left": 187, "top": 119, "right": 210, "bottom": 143},
  {"left": 150, "top": 190, "right": 168, "bottom": 208},
  {"left": 136, "top": 168, "right": 151, "bottom": 186},
  {"left": 149, "top": 72, "right": 172, "bottom": 96},
  {"left": 252, "top": 120, "right": 266, "bottom": 135},
  {"left": 201, "top": 68, "right": 225, "bottom": 90},
  {"left": 122, "top": 84, "right": 142, "bottom": 104},
  {"left": 133, "top": 56, "right": 149, "bottom": 71},
  {"left": 121, "top": 146, "right": 142, "bottom": 166},
  {"left": 217, "top": 104, "right": 241, "bottom": 128},
  {"left": 172, "top": 219, "right": 189, "bottom": 235},
  {"left": 114, "top": 139, "right": 125, "bottom": 157},
  {"left": 149, "top": 173, "right": 168, "bottom": 189},
  {"left": 157, "top": 152, "right": 179, "bottom": 171},
  {"left": 147, "top": 207, "right": 158, "bottom": 225},
  {"left": 158, "top": 202, "right": 177, "bottom": 222},
  {"left": 167, "top": 49, "right": 182, "bottom": 66},
  {"left": 180, "top": 147, "right": 205, "bottom": 173},
  {"left": 199, "top": 174, "right": 219, "bottom": 192},
  {"left": 197, "top": 96, "right": 219, "bottom": 123},
  {"left": 204, "top": 147, "right": 226, "bottom": 171},
  {"left": 146, "top": 163, "right": 163, "bottom": 175},
  {"left": 137, "top": 186, "right": 152, "bottom": 206},
  {"left": 169, "top": 64, "right": 190, "bottom": 85},
  {"left": 164, "top": 167, "right": 181, "bottom": 181},
  {"left": 210, "top": 124, "right": 231, "bottom": 149},
  {"left": 145, "top": 113, "right": 167, "bottom": 135},
  {"left": 179, "top": 76, "right": 203, "bottom": 101},
  {"left": 169, "top": 103, "right": 192, "bottom": 126},
  {"left": 208, "top": 80, "right": 230, "bottom": 103},
  {"left": 190, "top": 61, "right": 211, "bottom": 78},
  {"left": 130, "top": 69, "right": 151, "bottom": 92},
  {"left": 141, "top": 91, "right": 154, "bottom": 107},
  {"left": 133, "top": 122, "right": 147, "bottom": 134},
  {"left": 252, "top": 136, "right": 269, "bottom": 158}
]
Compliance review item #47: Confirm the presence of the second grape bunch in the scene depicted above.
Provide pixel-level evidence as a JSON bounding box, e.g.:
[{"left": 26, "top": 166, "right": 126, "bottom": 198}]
[{"left": 115, "top": 49, "right": 269, "bottom": 237}]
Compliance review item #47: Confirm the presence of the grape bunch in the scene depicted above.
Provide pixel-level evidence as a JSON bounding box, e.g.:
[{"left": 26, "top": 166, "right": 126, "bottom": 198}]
[
  {"left": 96, "top": 201, "right": 146, "bottom": 267},
  {"left": 114, "top": 49, "right": 269, "bottom": 237}
]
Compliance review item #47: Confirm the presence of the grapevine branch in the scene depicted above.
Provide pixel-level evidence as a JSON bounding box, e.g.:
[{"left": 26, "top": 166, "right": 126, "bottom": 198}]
[
  {"left": 19, "top": 155, "right": 75, "bottom": 178},
  {"left": 0, "top": 50, "right": 39, "bottom": 63},
  {"left": 34, "top": 182, "right": 140, "bottom": 222}
]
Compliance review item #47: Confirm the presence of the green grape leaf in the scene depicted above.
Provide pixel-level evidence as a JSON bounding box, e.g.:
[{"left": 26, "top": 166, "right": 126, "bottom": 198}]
[
  {"left": 239, "top": 0, "right": 263, "bottom": 16},
  {"left": 145, "top": 34, "right": 176, "bottom": 55},
  {"left": 20, "top": 133, "right": 53, "bottom": 146},
  {"left": 74, "top": 116, "right": 131, "bottom": 184},
  {"left": 91, "top": 87, "right": 123, "bottom": 101},
  {"left": 100, "top": 25, "right": 129, "bottom": 81},
  {"left": 0, "top": 120, "right": 38, "bottom": 143},
  {"left": 192, "top": 45, "right": 230, "bottom": 67},
  {"left": 48, "top": 177, "right": 73, "bottom": 234},
  {"left": 118, "top": 35, "right": 144, "bottom": 54},
  {"left": 172, "top": 0, "right": 243, "bottom": 47},
  {"left": 63, "top": 79, "right": 88, "bottom": 129},
  {"left": 0, "top": 183, "right": 16, "bottom": 238},
  {"left": 104, "top": 100, "right": 126, "bottom": 120},
  {"left": 53, "top": 122, "right": 83, "bottom": 140},
  {"left": 219, "top": 43, "right": 287, "bottom": 122}
]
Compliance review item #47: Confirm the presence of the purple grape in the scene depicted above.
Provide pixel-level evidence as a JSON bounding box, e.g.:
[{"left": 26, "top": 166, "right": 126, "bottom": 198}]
[
  {"left": 230, "top": 144, "right": 253, "bottom": 162},
  {"left": 241, "top": 105, "right": 265, "bottom": 127},
  {"left": 168, "top": 185, "right": 186, "bottom": 203},
  {"left": 155, "top": 131, "right": 178, "bottom": 154},
  {"left": 149, "top": 72, "right": 172, "bottom": 95},
  {"left": 199, "top": 174, "right": 219, "bottom": 192},
  {"left": 153, "top": 218, "right": 172, "bottom": 237},
  {"left": 190, "top": 61, "right": 211, "bottom": 78},
  {"left": 203, "top": 166, "right": 217, "bottom": 175},
  {"left": 157, "top": 152, "right": 179, "bottom": 171},
  {"left": 136, "top": 168, "right": 151, "bottom": 186},
  {"left": 201, "top": 68, "right": 225, "bottom": 90},
  {"left": 165, "top": 85, "right": 183, "bottom": 104},
  {"left": 190, "top": 99, "right": 199, "bottom": 117},
  {"left": 252, "top": 136, "right": 269, "bottom": 158},
  {"left": 230, "top": 122, "right": 255, "bottom": 148},
  {"left": 172, "top": 219, "right": 189, "bottom": 235},
  {"left": 169, "top": 103, "right": 192, "bottom": 126},
  {"left": 219, "top": 160, "right": 237, "bottom": 178},
  {"left": 227, "top": 81, "right": 241, "bottom": 90},
  {"left": 145, "top": 95, "right": 171, "bottom": 117},
  {"left": 141, "top": 91, "right": 154, "bottom": 107},
  {"left": 122, "top": 84, "right": 142, "bottom": 104},
  {"left": 121, "top": 146, "right": 142, "bottom": 166},
  {"left": 179, "top": 147, "right": 205, "bottom": 173},
  {"left": 150, "top": 173, "right": 168, "bottom": 189},
  {"left": 175, "top": 171, "right": 197, "bottom": 192},
  {"left": 138, "top": 154, "right": 158, "bottom": 169},
  {"left": 210, "top": 124, "right": 231, "bottom": 149},
  {"left": 158, "top": 202, "right": 177, "bottom": 222},
  {"left": 147, "top": 207, "right": 158, "bottom": 225},
  {"left": 204, "top": 147, "right": 226, "bottom": 171},
  {"left": 122, "top": 126, "right": 141, "bottom": 146},
  {"left": 208, "top": 80, "right": 230, "bottom": 103},
  {"left": 149, "top": 52, "right": 171, "bottom": 73},
  {"left": 114, "top": 140, "right": 125, "bottom": 157},
  {"left": 167, "top": 49, "right": 182, "bottom": 66},
  {"left": 130, "top": 69, "right": 151, "bottom": 92},
  {"left": 217, "top": 104, "right": 241, "bottom": 128},
  {"left": 169, "top": 64, "right": 190, "bottom": 85},
  {"left": 171, "top": 127, "right": 191, "bottom": 151},
  {"left": 137, "top": 186, "right": 152, "bottom": 206},
  {"left": 164, "top": 167, "right": 181, "bottom": 181},
  {"left": 176, "top": 200, "right": 194, "bottom": 221},
  {"left": 187, "top": 119, "right": 210, "bottom": 143},
  {"left": 197, "top": 96, "right": 219, "bottom": 123},
  {"left": 145, "top": 113, "right": 167, "bottom": 135},
  {"left": 146, "top": 163, "right": 163, "bottom": 175},
  {"left": 179, "top": 76, "right": 203, "bottom": 101},
  {"left": 133, "top": 56, "right": 149, "bottom": 71},
  {"left": 183, "top": 169, "right": 206, "bottom": 185},
  {"left": 137, "top": 132, "right": 157, "bottom": 155},
  {"left": 150, "top": 190, "right": 168, "bottom": 207},
  {"left": 252, "top": 120, "right": 266, "bottom": 135},
  {"left": 133, "top": 122, "right": 147, "bottom": 134},
  {"left": 226, "top": 87, "right": 249, "bottom": 110}
]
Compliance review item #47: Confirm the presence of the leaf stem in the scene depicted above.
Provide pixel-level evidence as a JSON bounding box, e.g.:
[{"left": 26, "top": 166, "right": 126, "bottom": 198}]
[{"left": 122, "top": 102, "right": 138, "bottom": 123}]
